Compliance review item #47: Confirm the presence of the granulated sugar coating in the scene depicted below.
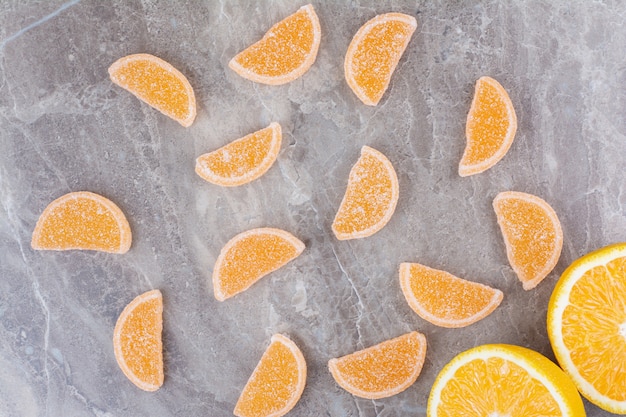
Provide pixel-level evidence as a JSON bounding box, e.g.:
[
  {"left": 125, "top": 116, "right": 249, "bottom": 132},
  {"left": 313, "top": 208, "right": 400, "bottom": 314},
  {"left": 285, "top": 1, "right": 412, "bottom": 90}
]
[
  {"left": 234, "top": 334, "right": 306, "bottom": 417},
  {"left": 31, "top": 191, "right": 132, "bottom": 254},
  {"left": 328, "top": 331, "right": 427, "bottom": 399},
  {"left": 108, "top": 53, "right": 196, "bottom": 127},
  {"left": 332, "top": 146, "right": 399, "bottom": 240},
  {"left": 399, "top": 262, "right": 503, "bottom": 328},
  {"left": 459, "top": 76, "right": 517, "bottom": 176},
  {"left": 229, "top": 4, "right": 321, "bottom": 85},
  {"left": 195, "top": 122, "right": 282, "bottom": 187},
  {"left": 493, "top": 191, "right": 563, "bottom": 290},
  {"left": 212, "top": 228, "right": 305, "bottom": 301},
  {"left": 344, "top": 13, "right": 417, "bottom": 106},
  {"left": 113, "top": 290, "right": 163, "bottom": 392}
]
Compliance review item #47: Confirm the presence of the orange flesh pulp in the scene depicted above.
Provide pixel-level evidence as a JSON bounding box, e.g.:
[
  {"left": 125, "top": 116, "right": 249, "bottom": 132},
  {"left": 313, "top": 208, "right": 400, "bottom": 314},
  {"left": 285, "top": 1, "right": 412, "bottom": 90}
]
[
  {"left": 216, "top": 233, "right": 301, "bottom": 299},
  {"left": 33, "top": 195, "right": 124, "bottom": 252},
  {"left": 438, "top": 357, "right": 561, "bottom": 416},
  {"left": 464, "top": 79, "right": 512, "bottom": 165},
  {"left": 494, "top": 195, "right": 559, "bottom": 286},
  {"left": 235, "top": 338, "right": 302, "bottom": 417},
  {"left": 333, "top": 149, "right": 396, "bottom": 237},
  {"left": 401, "top": 263, "right": 501, "bottom": 326},
  {"left": 349, "top": 20, "right": 415, "bottom": 104},
  {"left": 117, "top": 293, "right": 163, "bottom": 389},
  {"left": 233, "top": 8, "right": 314, "bottom": 77},
  {"left": 111, "top": 58, "right": 192, "bottom": 122},
  {"left": 562, "top": 256, "right": 626, "bottom": 400}
]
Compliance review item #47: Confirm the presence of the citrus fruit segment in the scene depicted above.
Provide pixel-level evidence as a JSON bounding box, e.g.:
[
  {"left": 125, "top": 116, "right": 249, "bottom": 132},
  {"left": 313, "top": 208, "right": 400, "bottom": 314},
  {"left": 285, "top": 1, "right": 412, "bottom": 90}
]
[
  {"left": 399, "top": 263, "right": 503, "bottom": 328},
  {"left": 31, "top": 191, "right": 132, "bottom": 254},
  {"left": 229, "top": 4, "right": 321, "bottom": 85},
  {"left": 195, "top": 122, "right": 282, "bottom": 187},
  {"left": 427, "top": 344, "right": 585, "bottom": 417},
  {"left": 328, "top": 331, "right": 426, "bottom": 399},
  {"left": 459, "top": 76, "right": 517, "bottom": 176},
  {"left": 113, "top": 289, "right": 163, "bottom": 392},
  {"left": 548, "top": 242, "right": 626, "bottom": 413},
  {"left": 212, "top": 228, "right": 305, "bottom": 301},
  {"left": 109, "top": 53, "right": 196, "bottom": 127},
  {"left": 493, "top": 191, "right": 563, "bottom": 290},
  {"left": 332, "top": 146, "right": 399, "bottom": 240},
  {"left": 344, "top": 13, "right": 417, "bottom": 106},
  {"left": 234, "top": 334, "right": 307, "bottom": 417}
]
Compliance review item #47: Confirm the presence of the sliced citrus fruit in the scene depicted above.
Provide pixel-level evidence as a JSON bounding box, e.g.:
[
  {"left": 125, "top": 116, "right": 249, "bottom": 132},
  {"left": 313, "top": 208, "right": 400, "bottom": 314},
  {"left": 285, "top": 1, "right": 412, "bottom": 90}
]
[
  {"left": 109, "top": 53, "right": 196, "bottom": 127},
  {"left": 399, "top": 262, "right": 503, "bottom": 328},
  {"left": 213, "top": 228, "right": 305, "bottom": 301},
  {"left": 234, "top": 334, "right": 306, "bottom": 417},
  {"left": 459, "top": 76, "right": 517, "bottom": 176},
  {"left": 427, "top": 344, "right": 585, "bottom": 416},
  {"left": 548, "top": 242, "right": 626, "bottom": 413},
  {"left": 31, "top": 191, "right": 131, "bottom": 254},
  {"left": 195, "top": 122, "right": 281, "bottom": 187},
  {"left": 493, "top": 191, "right": 563, "bottom": 290},
  {"left": 332, "top": 146, "right": 399, "bottom": 240},
  {"left": 344, "top": 13, "right": 417, "bottom": 106},
  {"left": 229, "top": 4, "right": 321, "bottom": 85},
  {"left": 113, "top": 289, "right": 163, "bottom": 392},
  {"left": 328, "top": 331, "right": 426, "bottom": 399}
]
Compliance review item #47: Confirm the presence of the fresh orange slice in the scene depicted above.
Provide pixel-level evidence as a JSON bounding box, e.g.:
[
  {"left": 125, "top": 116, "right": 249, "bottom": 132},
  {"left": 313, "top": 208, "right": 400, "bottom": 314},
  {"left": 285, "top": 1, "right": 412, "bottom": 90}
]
[
  {"left": 229, "top": 4, "right": 321, "bottom": 85},
  {"left": 399, "top": 262, "right": 503, "bottom": 328},
  {"left": 113, "top": 289, "right": 163, "bottom": 392},
  {"left": 31, "top": 191, "right": 131, "bottom": 254},
  {"left": 493, "top": 191, "right": 563, "bottom": 290},
  {"left": 234, "top": 334, "right": 306, "bottom": 417},
  {"left": 213, "top": 228, "right": 305, "bottom": 301},
  {"left": 109, "top": 53, "right": 196, "bottom": 127},
  {"left": 427, "top": 344, "right": 585, "bottom": 416},
  {"left": 344, "top": 13, "right": 417, "bottom": 106},
  {"left": 548, "top": 243, "right": 626, "bottom": 413},
  {"left": 332, "top": 146, "right": 399, "bottom": 240},
  {"left": 459, "top": 76, "right": 517, "bottom": 176},
  {"left": 328, "top": 331, "right": 426, "bottom": 399},
  {"left": 195, "top": 122, "right": 282, "bottom": 187}
]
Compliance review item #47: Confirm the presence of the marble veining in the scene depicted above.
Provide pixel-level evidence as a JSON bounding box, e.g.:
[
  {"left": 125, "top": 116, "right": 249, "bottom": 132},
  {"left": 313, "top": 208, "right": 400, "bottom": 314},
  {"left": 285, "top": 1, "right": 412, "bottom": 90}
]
[{"left": 1, "top": 1, "right": 625, "bottom": 416}]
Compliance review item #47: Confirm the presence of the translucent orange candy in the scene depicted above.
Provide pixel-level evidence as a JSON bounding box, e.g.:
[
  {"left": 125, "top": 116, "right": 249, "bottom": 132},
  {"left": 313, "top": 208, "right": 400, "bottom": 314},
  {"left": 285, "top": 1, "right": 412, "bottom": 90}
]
[
  {"left": 31, "top": 191, "right": 131, "bottom": 254},
  {"left": 345, "top": 13, "right": 417, "bottom": 105},
  {"left": 493, "top": 191, "right": 563, "bottom": 290},
  {"left": 109, "top": 53, "right": 196, "bottom": 127},
  {"left": 332, "top": 146, "right": 399, "bottom": 240},
  {"left": 229, "top": 4, "right": 321, "bottom": 85},
  {"left": 328, "top": 331, "right": 427, "bottom": 399},
  {"left": 400, "top": 262, "right": 503, "bottom": 328},
  {"left": 212, "top": 228, "right": 305, "bottom": 301},
  {"left": 459, "top": 76, "right": 517, "bottom": 176},
  {"left": 113, "top": 289, "right": 163, "bottom": 392},
  {"left": 195, "top": 123, "right": 282, "bottom": 187},
  {"left": 235, "top": 334, "right": 307, "bottom": 417}
]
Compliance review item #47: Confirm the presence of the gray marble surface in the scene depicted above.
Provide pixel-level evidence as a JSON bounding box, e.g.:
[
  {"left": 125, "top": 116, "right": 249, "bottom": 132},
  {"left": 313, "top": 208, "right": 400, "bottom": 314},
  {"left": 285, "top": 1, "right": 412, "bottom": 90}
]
[{"left": 1, "top": 1, "right": 624, "bottom": 416}]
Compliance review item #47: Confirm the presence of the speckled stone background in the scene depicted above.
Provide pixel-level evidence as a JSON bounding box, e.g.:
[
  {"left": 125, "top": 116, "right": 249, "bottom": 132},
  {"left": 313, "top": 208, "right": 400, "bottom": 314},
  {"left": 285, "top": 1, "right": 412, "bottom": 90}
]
[{"left": 1, "top": 1, "right": 624, "bottom": 416}]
